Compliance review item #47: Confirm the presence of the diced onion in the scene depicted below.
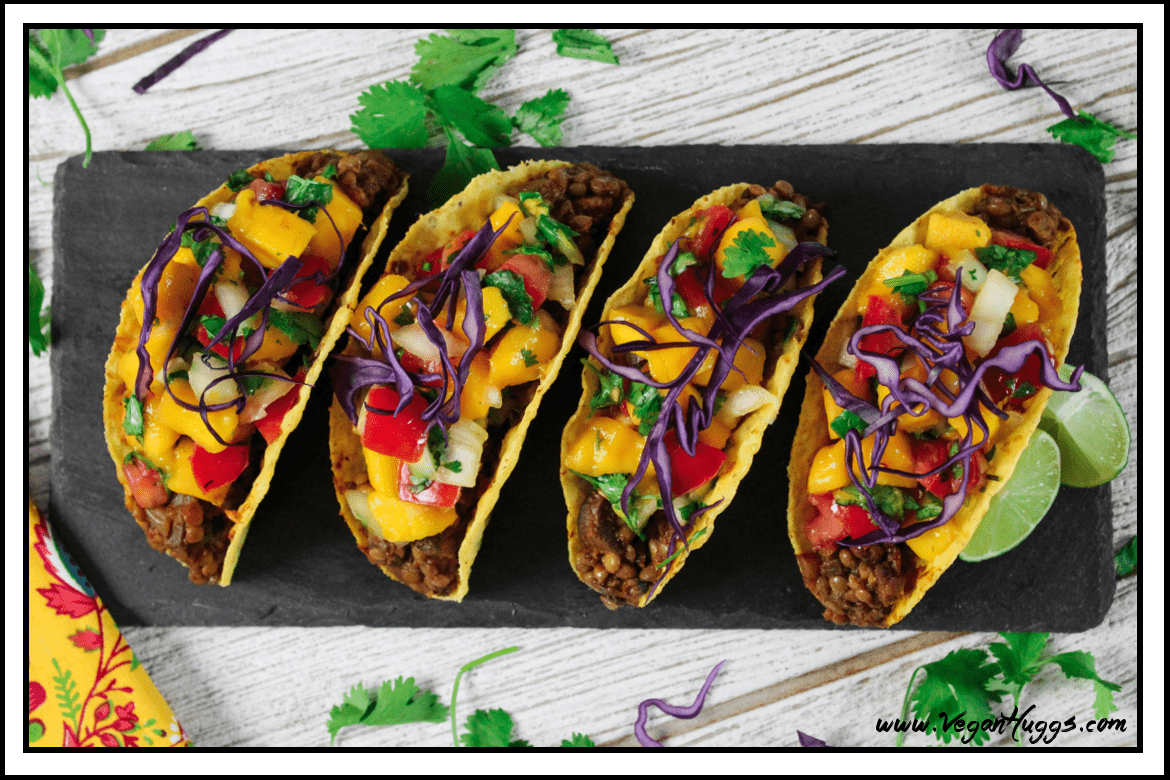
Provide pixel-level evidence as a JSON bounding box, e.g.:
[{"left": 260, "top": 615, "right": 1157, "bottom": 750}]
[
  {"left": 240, "top": 366, "right": 295, "bottom": 423},
  {"left": 215, "top": 281, "right": 250, "bottom": 321},
  {"left": 837, "top": 339, "right": 858, "bottom": 369},
  {"left": 408, "top": 444, "right": 438, "bottom": 479},
  {"left": 210, "top": 202, "right": 237, "bottom": 221},
  {"left": 964, "top": 269, "right": 1017, "bottom": 357},
  {"left": 951, "top": 249, "right": 988, "bottom": 293},
  {"left": 345, "top": 487, "right": 379, "bottom": 535},
  {"left": 519, "top": 216, "right": 538, "bottom": 244},
  {"left": 767, "top": 220, "right": 798, "bottom": 255},
  {"left": 435, "top": 419, "right": 488, "bottom": 488},
  {"left": 393, "top": 322, "right": 468, "bottom": 362},
  {"left": 188, "top": 351, "right": 241, "bottom": 405},
  {"left": 546, "top": 263, "right": 576, "bottom": 308},
  {"left": 483, "top": 384, "right": 502, "bottom": 410},
  {"left": 493, "top": 194, "right": 519, "bottom": 212},
  {"left": 716, "top": 385, "right": 778, "bottom": 425},
  {"left": 554, "top": 228, "right": 584, "bottom": 265},
  {"left": 629, "top": 494, "right": 659, "bottom": 532}
]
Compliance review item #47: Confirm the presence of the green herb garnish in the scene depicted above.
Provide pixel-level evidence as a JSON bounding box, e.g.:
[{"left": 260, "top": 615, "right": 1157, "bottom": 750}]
[
  {"left": 268, "top": 309, "right": 325, "bottom": 350},
  {"left": 551, "top": 29, "right": 619, "bottom": 64},
  {"left": 626, "top": 381, "right": 664, "bottom": 436},
  {"left": 226, "top": 168, "right": 253, "bottom": 191},
  {"left": 28, "top": 29, "right": 105, "bottom": 167},
  {"left": 326, "top": 677, "right": 448, "bottom": 746},
  {"left": 144, "top": 130, "right": 200, "bottom": 151},
  {"left": 520, "top": 348, "right": 538, "bottom": 367},
  {"left": 644, "top": 276, "right": 689, "bottom": 318},
  {"left": 393, "top": 308, "right": 416, "bottom": 327},
  {"left": 583, "top": 360, "right": 623, "bottom": 410},
  {"left": 28, "top": 263, "right": 51, "bottom": 356},
  {"left": 1114, "top": 536, "right": 1137, "bottom": 577},
  {"left": 122, "top": 395, "right": 145, "bottom": 439},
  {"left": 1001, "top": 311, "right": 1018, "bottom": 338},
  {"left": 512, "top": 88, "right": 571, "bottom": 146},
  {"left": 883, "top": 269, "right": 939, "bottom": 304},
  {"left": 483, "top": 269, "right": 534, "bottom": 324},
  {"left": 976, "top": 244, "right": 1036, "bottom": 283},
  {"left": 284, "top": 174, "right": 335, "bottom": 222},
  {"left": 720, "top": 228, "right": 776, "bottom": 279},
  {"left": 1046, "top": 110, "right": 1137, "bottom": 164},
  {"left": 756, "top": 193, "right": 805, "bottom": 220},
  {"left": 830, "top": 409, "right": 866, "bottom": 439},
  {"left": 655, "top": 527, "right": 709, "bottom": 569}
]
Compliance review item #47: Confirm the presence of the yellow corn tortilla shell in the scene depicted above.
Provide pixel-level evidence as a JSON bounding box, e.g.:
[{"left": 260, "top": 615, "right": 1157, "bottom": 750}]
[
  {"left": 103, "top": 150, "right": 408, "bottom": 586},
  {"left": 563, "top": 184, "right": 829, "bottom": 607},
  {"left": 329, "top": 160, "right": 634, "bottom": 601},
  {"left": 787, "top": 185, "right": 1082, "bottom": 627}
]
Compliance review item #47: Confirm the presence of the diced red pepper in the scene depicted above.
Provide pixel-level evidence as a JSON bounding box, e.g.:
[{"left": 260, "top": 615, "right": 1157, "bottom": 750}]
[
  {"left": 913, "top": 438, "right": 953, "bottom": 498},
  {"left": 855, "top": 295, "right": 907, "bottom": 380},
  {"left": 397, "top": 351, "right": 445, "bottom": 387},
  {"left": 193, "top": 290, "right": 246, "bottom": 361},
  {"left": 360, "top": 386, "right": 430, "bottom": 462},
  {"left": 691, "top": 206, "right": 736, "bottom": 262},
  {"left": 418, "top": 246, "right": 444, "bottom": 278},
  {"left": 805, "top": 492, "right": 877, "bottom": 548},
  {"left": 248, "top": 179, "right": 287, "bottom": 202},
  {"left": 444, "top": 229, "right": 478, "bottom": 267},
  {"left": 991, "top": 229, "right": 1052, "bottom": 269},
  {"left": 190, "top": 442, "right": 250, "bottom": 492},
  {"left": 123, "top": 457, "right": 169, "bottom": 508},
  {"left": 282, "top": 253, "right": 333, "bottom": 310},
  {"left": 664, "top": 429, "right": 726, "bottom": 496},
  {"left": 255, "top": 369, "right": 306, "bottom": 445},
  {"left": 397, "top": 460, "right": 460, "bottom": 508},
  {"left": 499, "top": 252, "right": 553, "bottom": 310},
  {"left": 981, "top": 323, "right": 1050, "bottom": 409}
]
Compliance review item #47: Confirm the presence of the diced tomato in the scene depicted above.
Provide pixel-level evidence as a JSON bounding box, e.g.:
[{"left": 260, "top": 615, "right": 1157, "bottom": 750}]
[
  {"left": 255, "top": 369, "right": 306, "bottom": 445},
  {"left": 991, "top": 229, "right": 1052, "bottom": 269},
  {"left": 967, "top": 450, "right": 989, "bottom": 494},
  {"left": 855, "top": 295, "right": 907, "bottom": 380},
  {"left": 913, "top": 438, "right": 953, "bottom": 498},
  {"left": 691, "top": 206, "right": 736, "bottom": 262},
  {"left": 981, "top": 323, "right": 1050, "bottom": 408},
  {"left": 190, "top": 442, "right": 250, "bottom": 491},
  {"left": 397, "top": 460, "right": 460, "bottom": 508},
  {"left": 805, "top": 492, "right": 877, "bottom": 548},
  {"left": 281, "top": 253, "right": 333, "bottom": 309},
  {"left": 397, "top": 351, "right": 445, "bottom": 387},
  {"left": 196, "top": 292, "right": 225, "bottom": 319},
  {"left": 195, "top": 322, "right": 246, "bottom": 362},
  {"left": 444, "top": 229, "right": 479, "bottom": 267},
  {"left": 418, "top": 246, "right": 445, "bottom": 278},
  {"left": 361, "top": 386, "right": 431, "bottom": 462},
  {"left": 673, "top": 268, "right": 708, "bottom": 311},
  {"left": 123, "top": 457, "right": 169, "bottom": 508},
  {"left": 248, "top": 179, "right": 287, "bottom": 202},
  {"left": 664, "top": 429, "right": 726, "bottom": 496},
  {"left": 499, "top": 252, "right": 553, "bottom": 310}
]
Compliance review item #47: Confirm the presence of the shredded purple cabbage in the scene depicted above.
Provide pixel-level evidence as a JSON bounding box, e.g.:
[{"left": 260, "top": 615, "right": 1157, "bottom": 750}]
[
  {"left": 133, "top": 29, "right": 233, "bottom": 94},
  {"left": 634, "top": 660, "right": 726, "bottom": 747},
  {"left": 987, "top": 28, "right": 1079, "bottom": 122},
  {"left": 797, "top": 731, "right": 829, "bottom": 747}
]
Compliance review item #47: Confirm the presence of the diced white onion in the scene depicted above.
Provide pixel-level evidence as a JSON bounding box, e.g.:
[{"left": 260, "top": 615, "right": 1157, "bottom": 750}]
[
  {"left": 392, "top": 322, "right": 468, "bottom": 362},
  {"left": 716, "top": 385, "right": 778, "bottom": 426},
  {"left": 493, "top": 194, "right": 519, "bottom": 212},
  {"left": 519, "top": 216, "right": 538, "bottom": 244},
  {"left": 767, "top": 220, "right": 799, "bottom": 255},
  {"left": 951, "top": 249, "right": 988, "bottom": 293},
  {"left": 215, "top": 281, "right": 250, "bottom": 321},
  {"left": 546, "top": 263, "right": 576, "bottom": 308},
  {"left": 629, "top": 494, "right": 659, "bottom": 532},
  {"left": 166, "top": 356, "right": 190, "bottom": 376},
  {"left": 837, "top": 339, "right": 858, "bottom": 369},
  {"left": 964, "top": 269, "right": 1017, "bottom": 357},
  {"left": 187, "top": 351, "right": 241, "bottom": 406},
  {"left": 554, "top": 228, "right": 584, "bottom": 265},
  {"left": 345, "top": 487, "right": 379, "bottom": 535},
  {"left": 435, "top": 419, "right": 488, "bottom": 488},
  {"left": 240, "top": 366, "right": 296, "bottom": 423},
  {"left": 408, "top": 444, "right": 438, "bottom": 479},
  {"left": 210, "top": 202, "right": 237, "bottom": 221}
]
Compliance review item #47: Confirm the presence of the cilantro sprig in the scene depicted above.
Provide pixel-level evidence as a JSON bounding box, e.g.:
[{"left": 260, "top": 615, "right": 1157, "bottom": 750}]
[
  {"left": 28, "top": 29, "right": 105, "bottom": 167},
  {"left": 1047, "top": 110, "right": 1137, "bottom": 164},
  {"left": 897, "top": 632, "right": 1122, "bottom": 747},
  {"left": 1114, "top": 536, "right": 1137, "bottom": 577},
  {"left": 28, "top": 263, "right": 51, "bottom": 356},
  {"left": 720, "top": 228, "right": 776, "bottom": 279}
]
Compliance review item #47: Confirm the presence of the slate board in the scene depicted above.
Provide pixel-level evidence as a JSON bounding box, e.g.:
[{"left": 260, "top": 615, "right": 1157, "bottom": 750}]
[{"left": 51, "top": 144, "right": 1114, "bottom": 630}]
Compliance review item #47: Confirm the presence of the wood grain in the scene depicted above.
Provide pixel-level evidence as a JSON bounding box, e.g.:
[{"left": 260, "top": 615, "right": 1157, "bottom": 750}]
[{"left": 27, "top": 27, "right": 1139, "bottom": 749}]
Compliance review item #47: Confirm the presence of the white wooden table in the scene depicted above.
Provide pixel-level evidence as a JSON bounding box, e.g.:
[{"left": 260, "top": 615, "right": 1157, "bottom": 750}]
[{"left": 26, "top": 28, "right": 1144, "bottom": 753}]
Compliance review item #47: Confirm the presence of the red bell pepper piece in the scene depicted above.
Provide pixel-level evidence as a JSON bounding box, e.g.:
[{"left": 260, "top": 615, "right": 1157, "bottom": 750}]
[
  {"left": 444, "top": 229, "right": 478, "bottom": 267},
  {"left": 248, "top": 179, "right": 287, "bottom": 202},
  {"left": 991, "top": 229, "right": 1052, "bottom": 269},
  {"left": 805, "top": 492, "right": 877, "bottom": 548},
  {"left": 282, "top": 253, "right": 333, "bottom": 310},
  {"left": 855, "top": 295, "right": 907, "bottom": 381},
  {"left": 397, "top": 460, "right": 460, "bottom": 508},
  {"left": 190, "top": 442, "right": 250, "bottom": 491},
  {"left": 360, "top": 386, "right": 431, "bottom": 462},
  {"left": 255, "top": 369, "right": 307, "bottom": 445},
  {"left": 981, "top": 323, "right": 1050, "bottom": 409},
  {"left": 691, "top": 206, "right": 736, "bottom": 262},
  {"left": 913, "top": 438, "right": 952, "bottom": 498},
  {"left": 123, "top": 457, "right": 169, "bottom": 508},
  {"left": 664, "top": 429, "right": 726, "bottom": 496}
]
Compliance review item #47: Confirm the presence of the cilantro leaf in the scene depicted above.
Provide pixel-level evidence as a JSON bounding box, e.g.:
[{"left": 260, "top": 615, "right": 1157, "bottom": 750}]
[
  {"left": 626, "top": 381, "right": 664, "bottom": 436},
  {"left": 411, "top": 29, "right": 517, "bottom": 94},
  {"left": 720, "top": 228, "right": 776, "bottom": 279},
  {"left": 520, "top": 348, "right": 538, "bottom": 367},
  {"left": 428, "top": 84, "right": 513, "bottom": 148},
  {"left": 350, "top": 80, "right": 430, "bottom": 149},
  {"left": 988, "top": 632, "right": 1050, "bottom": 691},
  {"left": 1047, "top": 110, "right": 1136, "bottom": 164},
  {"left": 560, "top": 733, "right": 595, "bottom": 747},
  {"left": 28, "top": 263, "right": 51, "bottom": 356},
  {"left": 226, "top": 168, "right": 254, "bottom": 191},
  {"left": 429, "top": 128, "right": 500, "bottom": 206},
  {"left": 908, "top": 648, "right": 1001, "bottom": 745},
  {"left": 644, "top": 276, "right": 688, "bottom": 318},
  {"left": 483, "top": 268, "right": 534, "bottom": 325},
  {"left": 583, "top": 360, "right": 623, "bottom": 410},
  {"left": 976, "top": 244, "right": 1035, "bottom": 282},
  {"left": 512, "top": 88, "right": 571, "bottom": 146},
  {"left": 756, "top": 193, "right": 805, "bottom": 220},
  {"left": 882, "top": 269, "right": 938, "bottom": 304},
  {"left": 122, "top": 395, "right": 145, "bottom": 439},
  {"left": 830, "top": 409, "right": 865, "bottom": 439},
  {"left": 28, "top": 29, "right": 105, "bottom": 167},
  {"left": 552, "top": 29, "right": 620, "bottom": 65},
  {"left": 27, "top": 34, "right": 57, "bottom": 98},
  {"left": 39, "top": 28, "right": 104, "bottom": 70},
  {"left": 1114, "top": 536, "right": 1137, "bottom": 577},
  {"left": 327, "top": 676, "right": 447, "bottom": 745},
  {"left": 267, "top": 309, "right": 324, "bottom": 350},
  {"left": 145, "top": 130, "right": 200, "bottom": 151},
  {"left": 460, "top": 709, "right": 519, "bottom": 747},
  {"left": 1044, "top": 651, "right": 1122, "bottom": 719}
]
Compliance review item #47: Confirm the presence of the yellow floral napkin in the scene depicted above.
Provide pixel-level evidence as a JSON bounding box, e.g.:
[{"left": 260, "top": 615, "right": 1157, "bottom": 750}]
[{"left": 28, "top": 497, "right": 191, "bottom": 747}]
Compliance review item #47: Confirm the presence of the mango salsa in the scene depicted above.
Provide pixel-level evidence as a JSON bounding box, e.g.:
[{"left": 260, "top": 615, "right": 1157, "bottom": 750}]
[
  {"left": 228, "top": 189, "right": 317, "bottom": 269},
  {"left": 564, "top": 416, "right": 646, "bottom": 476},
  {"left": 923, "top": 212, "right": 991, "bottom": 252}
]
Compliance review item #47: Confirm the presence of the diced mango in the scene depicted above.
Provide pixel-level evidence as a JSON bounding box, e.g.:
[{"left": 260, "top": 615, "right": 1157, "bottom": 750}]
[
  {"left": 170, "top": 246, "right": 201, "bottom": 270},
  {"left": 692, "top": 336, "right": 765, "bottom": 392},
  {"left": 249, "top": 322, "right": 301, "bottom": 363},
  {"left": 131, "top": 321, "right": 180, "bottom": 394},
  {"left": 698, "top": 417, "right": 733, "bottom": 450},
  {"left": 714, "top": 216, "right": 786, "bottom": 277},
  {"left": 563, "top": 416, "right": 645, "bottom": 476},
  {"left": 1009, "top": 287, "right": 1040, "bottom": 326},
  {"left": 367, "top": 489, "right": 458, "bottom": 543},
  {"left": 857, "top": 245, "right": 939, "bottom": 316},
  {"left": 227, "top": 189, "right": 317, "bottom": 269},
  {"left": 807, "top": 430, "right": 918, "bottom": 493},
  {"left": 946, "top": 403, "right": 1003, "bottom": 447},
  {"left": 823, "top": 368, "right": 873, "bottom": 440},
  {"left": 453, "top": 285, "right": 510, "bottom": 345},
  {"left": 459, "top": 351, "right": 500, "bottom": 421},
  {"left": 155, "top": 378, "right": 239, "bottom": 454},
  {"left": 166, "top": 439, "right": 232, "bottom": 504},
  {"left": 364, "top": 448, "right": 400, "bottom": 494},
  {"left": 306, "top": 182, "right": 363, "bottom": 266},
  {"left": 736, "top": 199, "right": 764, "bottom": 221},
  {"left": 141, "top": 393, "right": 180, "bottom": 468},
  {"left": 350, "top": 274, "right": 413, "bottom": 349},
  {"left": 488, "top": 310, "right": 561, "bottom": 387},
  {"left": 644, "top": 318, "right": 708, "bottom": 384},
  {"left": 605, "top": 304, "right": 664, "bottom": 348},
  {"left": 905, "top": 522, "right": 957, "bottom": 562},
  {"left": 481, "top": 201, "right": 527, "bottom": 271},
  {"left": 924, "top": 212, "right": 991, "bottom": 251},
  {"left": 1019, "top": 264, "right": 1063, "bottom": 322}
]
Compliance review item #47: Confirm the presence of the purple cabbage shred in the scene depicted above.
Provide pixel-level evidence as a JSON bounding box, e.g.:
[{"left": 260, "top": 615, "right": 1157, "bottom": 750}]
[
  {"left": 986, "top": 28, "right": 1079, "bottom": 122},
  {"left": 133, "top": 29, "right": 233, "bottom": 94},
  {"left": 797, "top": 730, "right": 829, "bottom": 747},
  {"left": 634, "top": 660, "right": 726, "bottom": 747}
]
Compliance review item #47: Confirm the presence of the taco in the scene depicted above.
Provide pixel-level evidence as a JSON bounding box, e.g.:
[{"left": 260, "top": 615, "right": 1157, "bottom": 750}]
[
  {"left": 103, "top": 150, "right": 407, "bottom": 585},
  {"left": 788, "top": 184, "right": 1084, "bottom": 627},
  {"left": 328, "top": 161, "right": 633, "bottom": 600},
  {"left": 563, "top": 181, "right": 842, "bottom": 609}
]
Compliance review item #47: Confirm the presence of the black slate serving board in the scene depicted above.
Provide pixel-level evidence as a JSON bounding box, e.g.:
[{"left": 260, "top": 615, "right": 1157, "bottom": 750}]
[{"left": 51, "top": 144, "right": 1114, "bottom": 630}]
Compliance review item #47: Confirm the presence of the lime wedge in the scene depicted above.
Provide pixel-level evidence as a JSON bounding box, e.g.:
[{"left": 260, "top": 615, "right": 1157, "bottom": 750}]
[
  {"left": 959, "top": 429, "right": 1061, "bottom": 562},
  {"left": 1038, "top": 365, "right": 1131, "bottom": 488}
]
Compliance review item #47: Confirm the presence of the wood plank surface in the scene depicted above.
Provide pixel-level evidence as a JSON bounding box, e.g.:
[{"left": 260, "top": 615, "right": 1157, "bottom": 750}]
[{"left": 25, "top": 27, "right": 1143, "bottom": 752}]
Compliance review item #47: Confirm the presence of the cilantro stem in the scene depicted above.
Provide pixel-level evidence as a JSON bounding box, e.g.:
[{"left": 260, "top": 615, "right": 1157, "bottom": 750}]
[
  {"left": 55, "top": 67, "right": 92, "bottom": 167},
  {"left": 449, "top": 646, "right": 519, "bottom": 747},
  {"left": 895, "top": 665, "right": 926, "bottom": 747}
]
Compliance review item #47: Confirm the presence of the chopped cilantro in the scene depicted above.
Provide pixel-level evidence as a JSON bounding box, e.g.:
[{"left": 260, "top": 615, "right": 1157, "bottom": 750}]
[
  {"left": 421, "top": 261, "right": 433, "bottom": 272},
  {"left": 573, "top": 471, "right": 644, "bottom": 536},
  {"left": 643, "top": 276, "right": 689, "bottom": 318},
  {"left": 833, "top": 484, "right": 908, "bottom": 522},
  {"left": 976, "top": 244, "right": 1035, "bottom": 283},
  {"left": 122, "top": 395, "right": 145, "bottom": 439},
  {"left": 268, "top": 309, "right": 325, "bottom": 350},
  {"left": 626, "top": 381, "right": 663, "bottom": 436},
  {"left": 1046, "top": 110, "right": 1137, "bottom": 164},
  {"left": 166, "top": 369, "right": 188, "bottom": 383},
  {"left": 483, "top": 269, "right": 534, "bottom": 324},
  {"left": 669, "top": 251, "right": 698, "bottom": 275},
  {"left": 238, "top": 374, "right": 267, "bottom": 397},
  {"left": 551, "top": 29, "right": 619, "bottom": 65},
  {"left": 536, "top": 214, "right": 578, "bottom": 252},
  {"left": 181, "top": 231, "right": 219, "bottom": 267},
  {"left": 320, "top": 163, "right": 338, "bottom": 179},
  {"left": 28, "top": 29, "right": 106, "bottom": 167},
  {"left": 284, "top": 174, "right": 334, "bottom": 222},
  {"left": 756, "top": 193, "right": 805, "bottom": 220},
  {"left": 583, "top": 360, "right": 623, "bottom": 410},
  {"left": 411, "top": 29, "right": 518, "bottom": 94},
  {"left": 720, "top": 228, "right": 776, "bottom": 279},
  {"left": 521, "top": 348, "right": 538, "bottom": 367},
  {"left": 28, "top": 263, "right": 50, "bottom": 356},
  {"left": 199, "top": 314, "right": 227, "bottom": 339},
  {"left": 443, "top": 460, "right": 463, "bottom": 473},
  {"left": 1012, "top": 380, "right": 1038, "bottom": 399},
  {"left": 507, "top": 244, "right": 560, "bottom": 270},
  {"left": 393, "top": 308, "right": 416, "bottom": 326},
  {"left": 1114, "top": 536, "right": 1137, "bottom": 577},
  {"left": 830, "top": 409, "right": 866, "bottom": 439},
  {"left": 1001, "top": 311, "right": 1017, "bottom": 338},
  {"left": 561, "top": 733, "right": 595, "bottom": 747},
  {"left": 882, "top": 269, "right": 938, "bottom": 304}
]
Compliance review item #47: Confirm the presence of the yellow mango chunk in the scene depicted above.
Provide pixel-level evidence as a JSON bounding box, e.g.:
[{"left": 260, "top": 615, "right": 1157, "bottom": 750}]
[
  {"left": 692, "top": 336, "right": 765, "bottom": 392},
  {"left": 807, "top": 431, "right": 918, "bottom": 493},
  {"left": 306, "top": 182, "right": 363, "bottom": 266},
  {"left": 488, "top": 311, "right": 561, "bottom": 387},
  {"left": 924, "top": 212, "right": 991, "bottom": 251},
  {"left": 350, "top": 274, "right": 413, "bottom": 349},
  {"left": 1019, "top": 264, "right": 1063, "bottom": 322},
  {"left": 857, "top": 245, "right": 939, "bottom": 316},
  {"left": 367, "top": 490, "right": 458, "bottom": 544},
  {"left": 127, "top": 322, "right": 180, "bottom": 394},
  {"left": 228, "top": 189, "right": 317, "bottom": 269},
  {"left": 564, "top": 416, "right": 646, "bottom": 476},
  {"left": 946, "top": 403, "right": 1003, "bottom": 447},
  {"left": 643, "top": 317, "right": 709, "bottom": 384},
  {"left": 698, "top": 417, "right": 733, "bottom": 450},
  {"left": 249, "top": 322, "right": 300, "bottom": 363},
  {"left": 166, "top": 439, "right": 232, "bottom": 504},
  {"left": 453, "top": 285, "right": 510, "bottom": 345},
  {"left": 459, "top": 351, "right": 500, "bottom": 421},
  {"left": 714, "top": 216, "right": 786, "bottom": 277},
  {"left": 823, "top": 368, "right": 873, "bottom": 440},
  {"left": 606, "top": 304, "right": 664, "bottom": 348},
  {"left": 140, "top": 393, "right": 180, "bottom": 469},
  {"left": 481, "top": 201, "right": 527, "bottom": 271},
  {"left": 905, "top": 522, "right": 957, "bottom": 562},
  {"left": 364, "top": 448, "right": 400, "bottom": 494},
  {"left": 155, "top": 379, "right": 239, "bottom": 454},
  {"left": 1009, "top": 287, "right": 1040, "bottom": 326},
  {"left": 736, "top": 199, "right": 764, "bottom": 221}
]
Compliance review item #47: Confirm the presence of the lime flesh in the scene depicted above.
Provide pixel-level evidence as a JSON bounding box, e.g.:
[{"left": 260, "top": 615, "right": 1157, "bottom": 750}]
[
  {"left": 1038, "top": 365, "right": 1131, "bottom": 488},
  {"left": 959, "top": 429, "right": 1061, "bottom": 562}
]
